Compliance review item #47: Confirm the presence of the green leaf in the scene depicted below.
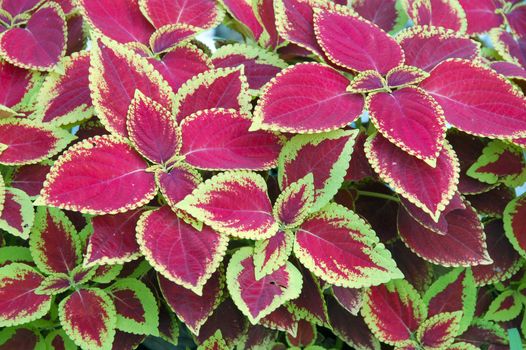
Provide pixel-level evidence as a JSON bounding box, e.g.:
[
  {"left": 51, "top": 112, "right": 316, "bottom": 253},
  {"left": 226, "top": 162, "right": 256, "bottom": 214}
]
[
  {"left": 35, "top": 273, "right": 71, "bottom": 295},
  {"left": 484, "top": 290, "right": 523, "bottom": 322},
  {"left": 45, "top": 329, "right": 78, "bottom": 350},
  {"left": 198, "top": 329, "right": 229, "bottom": 350},
  {"left": 0, "top": 187, "right": 34, "bottom": 239},
  {"left": 91, "top": 264, "right": 123, "bottom": 284},
  {"left": 0, "top": 246, "right": 32, "bottom": 265},
  {"left": 106, "top": 278, "right": 159, "bottom": 336}
]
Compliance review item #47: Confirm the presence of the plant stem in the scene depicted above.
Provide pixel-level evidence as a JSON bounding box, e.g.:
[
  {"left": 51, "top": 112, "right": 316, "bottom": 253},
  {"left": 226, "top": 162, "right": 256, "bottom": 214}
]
[{"left": 356, "top": 190, "right": 400, "bottom": 202}]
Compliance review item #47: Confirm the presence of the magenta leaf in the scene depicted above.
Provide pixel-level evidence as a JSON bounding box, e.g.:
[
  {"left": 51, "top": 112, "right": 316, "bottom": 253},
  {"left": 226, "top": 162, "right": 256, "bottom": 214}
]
[
  {"left": 288, "top": 265, "right": 328, "bottom": 325},
  {"left": 138, "top": 0, "right": 223, "bottom": 29},
  {"left": 137, "top": 206, "right": 228, "bottom": 295},
  {"left": 314, "top": 7, "right": 404, "bottom": 74},
  {"left": 173, "top": 66, "right": 250, "bottom": 123},
  {"left": 0, "top": 187, "right": 34, "bottom": 239},
  {"left": 77, "top": 0, "right": 154, "bottom": 44},
  {"left": 127, "top": 90, "right": 181, "bottom": 165},
  {"left": 417, "top": 311, "right": 462, "bottom": 349},
  {"left": 397, "top": 200, "right": 493, "bottom": 267},
  {"left": 180, "top": 108, "right": 283, "bottom": 171},
  {"left": 397, "top": 26, "right": 480, "bottom": 72},
  {"left": 159, "top": 269, "right": 223, "bottom": 335},
  {"left": 84, "top": 210, "right": 143, "bottom": 267},
  {"left": 177, "top": 171, "right": 279, "bottom": 239},
  {"left": 38, "top": 135, "right": 156, "bottom": 214},
  {"left": 420, "top": 59, "right": 526, "bottom": 138},
  {"left": 273, "top": 174, "right": 314, "bottom": 228},
  {"left": 348, "top": 70, "right": 385, "bottom": 93},
  {"left": 294, "top": 203, "right": 402, "bottom": 288},
  {"left": 332, "top": 286, "right": 364, "bottom": 316},
  {"left": 260, "top": 306, "right": 298, "bottom": 336},
  {"left": 253, "top": 230, "right": 294, "bottom": 280},
  {"left": 0, "top": 3, "right": 66, "bottom": 71},
  {"left": 457, "top": 0, "right": 502, "bottom": 34},
  {"left": 352, "top": 0, "right": 397, "bottom": 32},
  {"left": 367, "top": 87, "right": 446, "bottom": 165},
  {"left": 385, "top": 65, "right": 429, "bottom": 87},
  {"left": 106, "top": 279, "right": 158, "bottom": 336},
  {"left": 10, "top": 163, "right": 51, "bottom": 197},
  {"left": 0, "top": 60, "right": 37, "bottom": 109},
  {"left": 226, "top": 247, "right": 302, "bottom": 324},
  {"left": 253, "top": 63, "right": 363, "bottom": 133},
  {"left": 365, "top": 133, "right": 459, "bottom": 221},
  {"left": 59, "top": 288, "right": 116, "bottom": 350},
  {"left": 1, "top": 0, "right": 41, "bottom": 17},
  {"left": 35, "top": 273, "right": 71, "bottom": 295},
  {"left": 156, "top": 164, "right": 202, "bottom": 209},
  {"left": 362, "top": 279, "right": 427, "bottom": 345},
  {"left": 221, "top": 0, "right": 264, "bottom": 42},
  {"left": 90, "top": 37, "right": 173, "bottom": 137},
  {"left": 0, "top": 118, "right": 75, "bottom": 165},
  {"left": 149, "top": 24, "right": 200, "bottom": 54},
  {"left": 408, "top": 0, "right": 467, "bottom": 32},
  {"left": 37, "top": 51, "right": 92, "bottom": 125},
  {"left": 491, "top": 29, "right": 526, "bottom": 69},
  {"left": 29, "top": 207, "right": 81, "bottom": 275},
  {"left": 0, "top": 263, "right": 52, "bottom": 327}
]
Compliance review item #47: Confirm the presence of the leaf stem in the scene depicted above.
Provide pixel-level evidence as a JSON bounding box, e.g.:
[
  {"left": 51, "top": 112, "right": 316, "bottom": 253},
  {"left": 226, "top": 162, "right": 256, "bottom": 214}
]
[{"left": 356, "top": 190, "right": 400, "bottom": 202}]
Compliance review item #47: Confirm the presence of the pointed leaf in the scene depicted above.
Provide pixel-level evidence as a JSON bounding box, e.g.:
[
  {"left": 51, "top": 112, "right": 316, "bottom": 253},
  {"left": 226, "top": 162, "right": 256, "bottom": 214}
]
[
  {"left": 386, "top": 65, "right": 429, "bottom": 87},
  {"left": 138, "top": 0, "right": 223, "bottom": 29},
  {"left": 409, "top": 0, "right": 467, "bottom": 32},
  {"left": 416, "top": 311, "right": 462, "bottom": 349},
  {"left": 36, "top": 51, "right": 92, "bottom": 125},
  {"left": 156, "top": 164, "right": 202, "bottom": 208},
  {"left": 491, "top": 29, "right": 526, "bottom": 69},
  {"left": 10, "top": 163, "right": 51, "bottom": 197},
  {"left": 253, "top": 230, "right": 294, "bottom": 280},
  {"left": 212, "top": 43, "right": 287, "bottom": 90},
  {"left": 0, "top": 3, "right": 66, "bottom": 71},
  {"left": 361, "top": 279, "right": 427, "bottom": 345},
  {"left": 127, "top": 90, "right": 180, "bottom": 165},
  {"left": 273, "top": 174, "right": 314, "bottom": 228},
  {"left": 397, "top": 26, "right": 480, "bottom": 72},
  {"left": 326, "top": 295, "right": 380, "bottom": 350},
  {"left": 45, "top": 329, "right": 78, "bottom": 350},
  {"left": 467, "top": 140, "right": 526, "bottom": 187},
  {"left": 180, "top": 108, "right": 283, "bottom": 170},
  {"left": 0, "top": 118, "right": 75, "bottom": 165},
  {"left": 159, "top": 269, "right": 223, "bottom": 335},
  {"left": 420, "top": 59, "right": 526, "bottom": 138},
  {"left": 35, "top": 273, "right": 71, "bottom": 295},
  {"left": 314, "top": 7, "right": 404, "bottom": 74},
  {"left": 0, "top": 263, "right": 52, "bottom": 327},
  {"left": 30, "top": 207, "right": 81, "bottom": 274},
  {"left": 0, "top": 327, "right": 46, "bottom": 350},
  {"left": 365, "top": 133, "right": 459, "bottom": 221},
  {"left": 0, "top": 187, "right": 34, "bottom": 239},
  {"left": 196, "top": 298, "right": 247, "bottom": 346},
  {"left": 77, "top": 0, "right": 154, "bottom": 44},
  {"left": 294, "top": 202, "right": 403, "bottom": 288},
  {"left": 279, "top": 130, "right": 358, "bottom": 212},
  {"left": 0, "top": 60, "right": 38, "bottom": 109},
  {"left": 198, "top": 330, "right": 229, "bottom": 350},
  {"left": 259, "top": 305, "right": 298, "bottom": 335},
  {"left": 456, "top": 319, "right": 508, "bottom": 348},
  {"left": 288, "top": 265, "right": 328, "bottom": 325},
  {"left": 107, "top": 279, "right": 158, "bottom": 335},
  {"left": 177, "top": 171, "right": 279, "bottom": 239},
  {"left": 84, "top": 210, "right": 143, "bottom": 267},
  {"left": 423, "top": 268, "right": 476, "bottom": 333},
  {"left": 90, "top": 37, "right": 173, "bottom": 137},
  {"left": 172, "top": 67, "right": 250, "bottom": 123},
  {"left": 347, "top": 70, "right": 385, "bottom": 93},
  {"left": 397, "top": 200, "right": 492, "bottom": 267},
  {"left": 137, "top": 207, "right": 228, "bottom": 295},
  {"left": 286, "top": 319, "right": 316, "bottom": 347},
  {"left": 59, "top": 288, "right": 116, "bottom": 350},
  {"left": 457, "top": 0, "right": 502, "bottom": 35},
  {"left": 38, "top": 135, "right": 156, "bottom": 214},
  {"left": 252, "top": 63, "right": 364, "bottom": 133},
  {"left": 220, "top": 0, "right": 264, "bottom": 42},
  {"left": 367, "top": 87, "right": 446, "bottom": 164},
  {"left": 227, "top": 247, "right": 302, "bottom": 324},
  {"left": 504, "top": 194, "right": 526, "bottom": 259},
  {"left": 332, "top": 286, "right": 364, "bottom": 316},
  {"left": 484, "top": 290, "right": 522, "bottom": 322}
]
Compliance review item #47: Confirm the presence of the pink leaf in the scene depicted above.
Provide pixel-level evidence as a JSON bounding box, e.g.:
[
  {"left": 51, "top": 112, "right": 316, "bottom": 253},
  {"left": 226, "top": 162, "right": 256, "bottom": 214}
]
[
  {"left": 457, "top": 0, "right": 502, "bottom": 34},
  {"left": 352, "top": 0, "right": 397, "bottom": 32},
  {"left": 221, "top": 0, "right": 264, "bottom": 41},
  {"left": 0, "top": 60, "right": 36, "bottom": 108},
  {"left": 409, "top": 0, "right": 467, "bottom": 32},
  {"left": 149, "top": 24, "right": 200, "bottom": 54},
  {"left": 138, "top": 0, "right": 222, "bottom": 29}
]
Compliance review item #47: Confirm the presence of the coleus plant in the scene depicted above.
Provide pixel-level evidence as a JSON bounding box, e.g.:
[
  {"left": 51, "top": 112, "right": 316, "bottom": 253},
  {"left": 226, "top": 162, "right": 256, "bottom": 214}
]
[{"left": 0, "top": 0, "right": 525, "bottom": 349}]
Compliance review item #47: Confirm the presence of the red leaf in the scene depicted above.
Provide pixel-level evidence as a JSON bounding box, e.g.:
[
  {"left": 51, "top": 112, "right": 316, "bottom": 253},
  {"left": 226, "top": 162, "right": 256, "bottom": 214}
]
[
  {"left": 457, "top": 0, "right": 502, "bottom": 34},
  {"left": 352, "top": 0, "right": 397, "bottom": 32},
  {"left": 398, "top": 26, "right": 480, "bottom": 72},
  {"left": 0, "top": 263, "right": 51, "bottom": 327},
  {"left": 417, "top": 312, "right": 462, "bottom": 349},
  {"left": 0, "top": 328, "right": 44, "bottom": 349},
  {"left": 159, "top": 270, "right": 223, "bottom": 335},
  {"left": 84, "top": 210, "right": 143, "bottom": 267},
  {"left": 0, "top": 3, "right": 66, "bottom": 70},
  {"left": 314, "top": 7, "right": 404, "bottom": 74},
  {"left": 127, "top": 90, "right": 180, "bottom": 165},
  {"left": 137, "top": 207, "right": 228, "bottom": 295},
  {"left": 332, "top": 286, "right": 364, "bottom": 316},
  {"left": 59, "top": 288, "right": 116, "bottom": 350},
  {"left": 181, "top": 109, "right": 283, "bottom": 170},
  {"left": 286, "top": 319, "right": 316, "bottom": 347},
  {"left": 465, "top": 185, "right": 514, "bottom": 217},
  {"left": 37, "top": 51, "right": 92, "bottom": 125},
  {"left": 367, "top": 87, "right": 445, "bottom": 164},
  {"left": 288, "top": 265, "right": 328, "bottom": 325},
  {"left": 0, "top": 60, "right": 35, "bottom": 108},
  {"left": 77, "top": 0, "right": 154, "bottom": 44},
  {"left": 420, "top": 59, "right": 526, "bottom": 139},
  {"left": 38, "top": 135, "right": 156, "bottom": 215},
  {"left": 196, "top": 298, "right": 247, "bottom": 346},
  {"left": 260, "top": 306, "right": 298, "bottom": 336},
  {"left": 90, "top": 37, "right": 173, "bottom": 137},
  {"left": 138, "top": 0, "right": 222, "bottom": 29},
  {"left": 29, "top": 208, "right": 81, "bottom": 275},
  {"left": 365, "top": 133, "right": 459, "bottom": 220},
  {"left": 0, "top": 119, "right": 75, "bottom": 165},
  {"left": 253, "top": 63, "right": 364, "bottom": 133},
  {"left": 397, "top": 200, "right": 492, "bottom": 266}
]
